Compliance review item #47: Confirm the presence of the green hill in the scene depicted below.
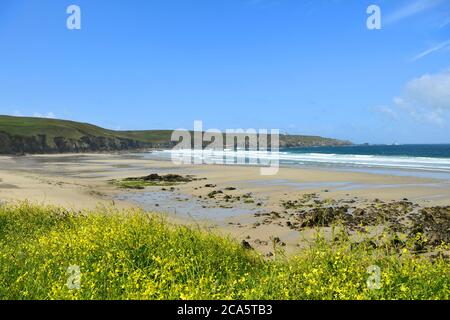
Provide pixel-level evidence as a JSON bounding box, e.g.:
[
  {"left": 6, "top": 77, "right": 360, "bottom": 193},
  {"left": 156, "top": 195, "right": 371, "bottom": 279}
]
[{"left": 0, "top": 115, "right": 352, "bottom": 154}]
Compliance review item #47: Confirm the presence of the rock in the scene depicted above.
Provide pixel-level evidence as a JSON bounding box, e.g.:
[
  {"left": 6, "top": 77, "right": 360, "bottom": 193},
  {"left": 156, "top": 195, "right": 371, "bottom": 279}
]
[
  {"left": 270, "top": 211, "right": 281, "bottom": 218},
  {"left": 207, "top": 190, "right": 223, "bottom": 198},
  {"left": 241, "top": 240, "right": 253, "bottom": 250},
  {"left": 125, "top": 173, "right": 196, "bottom": 183},
  {"left": 272, "top": 237, "right": 281, "bottom": 244}
]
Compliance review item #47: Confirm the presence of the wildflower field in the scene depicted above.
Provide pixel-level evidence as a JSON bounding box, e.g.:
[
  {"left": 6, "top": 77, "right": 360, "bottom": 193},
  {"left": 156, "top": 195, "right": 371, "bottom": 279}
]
[{"left": 0, "top": 202, "right": 448, "bottom": 300}]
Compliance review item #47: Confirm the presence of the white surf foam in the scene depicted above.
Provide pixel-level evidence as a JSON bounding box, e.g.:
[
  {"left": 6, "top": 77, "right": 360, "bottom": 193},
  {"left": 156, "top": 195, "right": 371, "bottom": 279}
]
[{"left": 148, "top": 149, "right": 450, "bottom": 172}]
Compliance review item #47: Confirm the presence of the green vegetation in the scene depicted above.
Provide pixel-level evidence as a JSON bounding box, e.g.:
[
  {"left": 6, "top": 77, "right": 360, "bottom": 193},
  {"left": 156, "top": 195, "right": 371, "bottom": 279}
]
[
  {"left": 0, "top": 115, "right": 173, "bottom": 154},
  {"left": 0, "top": 115, "right": 172, "bottom": 143},
  {"left": 0, "top": 202, "right": 448, "bottom": 300},
  {"left": 0, "top": 115, "right": 352, "bottom": 154}
]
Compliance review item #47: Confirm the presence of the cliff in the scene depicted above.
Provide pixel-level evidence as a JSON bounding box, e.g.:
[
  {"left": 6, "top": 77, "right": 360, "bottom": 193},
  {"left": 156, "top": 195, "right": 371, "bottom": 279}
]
[{"left": 0, "top": 115, "right": 352, "bottom": 155}]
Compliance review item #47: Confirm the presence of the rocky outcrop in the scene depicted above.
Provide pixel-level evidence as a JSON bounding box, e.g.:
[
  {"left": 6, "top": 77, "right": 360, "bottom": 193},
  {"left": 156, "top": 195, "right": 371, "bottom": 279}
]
[
  {"left": 0, "top": 130, "right": 352, "bottom": 155},
  {"left": 278, "top": 135, "right": 352, "bottom": 148},
  {"left": 0, "top": 132, "right": 174, "bottom": 155}
]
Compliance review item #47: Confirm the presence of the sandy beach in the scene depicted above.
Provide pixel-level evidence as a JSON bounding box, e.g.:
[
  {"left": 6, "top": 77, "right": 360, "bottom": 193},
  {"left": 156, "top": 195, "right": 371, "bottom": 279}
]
[{"left": 1, "top": 152, "right": 450, "bottom": 255}]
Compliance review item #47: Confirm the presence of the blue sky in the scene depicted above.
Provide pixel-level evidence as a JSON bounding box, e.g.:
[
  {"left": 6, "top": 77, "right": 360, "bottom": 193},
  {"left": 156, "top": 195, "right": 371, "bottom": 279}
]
[{"left": 0, "top": 0, "right": 449, "bottom": 144}]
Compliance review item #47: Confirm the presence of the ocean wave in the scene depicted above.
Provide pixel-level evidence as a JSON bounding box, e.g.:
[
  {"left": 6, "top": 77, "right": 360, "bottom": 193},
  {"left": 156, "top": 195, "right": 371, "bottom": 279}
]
[{"left": 148, "top": 150, "right": 450, "bottom": 172}]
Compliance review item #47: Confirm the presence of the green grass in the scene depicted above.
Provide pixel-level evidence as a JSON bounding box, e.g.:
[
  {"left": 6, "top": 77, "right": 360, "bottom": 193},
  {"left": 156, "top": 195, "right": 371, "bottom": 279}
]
[
  {"left": 0, "top": 115, "right": 173, "bottom": 145},
  {"left": 0, "top": 202, "right": 448, "bottom": 300}
]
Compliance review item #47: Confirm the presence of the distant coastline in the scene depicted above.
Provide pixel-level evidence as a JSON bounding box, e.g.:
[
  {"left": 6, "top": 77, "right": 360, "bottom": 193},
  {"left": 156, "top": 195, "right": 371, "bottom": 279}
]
[{"left": 0, "top": 115, "right": 352, "bottom": 155}]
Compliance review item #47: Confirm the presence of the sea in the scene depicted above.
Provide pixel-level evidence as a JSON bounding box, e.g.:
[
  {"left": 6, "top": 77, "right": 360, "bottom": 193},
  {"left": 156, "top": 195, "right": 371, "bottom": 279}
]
[{"left": 144, "top": 144, "right": 450, "bottom": 180}]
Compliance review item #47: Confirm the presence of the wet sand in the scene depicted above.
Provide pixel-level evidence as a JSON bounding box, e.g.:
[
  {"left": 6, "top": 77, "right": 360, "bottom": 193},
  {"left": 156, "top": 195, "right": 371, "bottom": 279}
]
[{"left": 1, "top": 152, "right": 450, "bottom": 255}]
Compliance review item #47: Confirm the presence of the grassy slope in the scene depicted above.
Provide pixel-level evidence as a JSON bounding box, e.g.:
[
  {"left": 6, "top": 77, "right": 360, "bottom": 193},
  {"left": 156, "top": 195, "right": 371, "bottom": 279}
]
[
  {"left": 0, "top": 202, "right": 448, "bottom": 300},
  {"left": 0, "top": 115, "right": 173, "bottom": 144},
  {"left": 0, "top": 115, "right": 351, "bottom": 150}
]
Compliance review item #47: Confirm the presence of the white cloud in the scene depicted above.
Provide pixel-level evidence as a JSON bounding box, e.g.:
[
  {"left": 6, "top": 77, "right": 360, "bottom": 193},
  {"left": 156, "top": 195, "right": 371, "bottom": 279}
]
[
  {"left": 377, "top": 70, "right": 450, "bottom": 126},
  {"left": 375, "top": 105, "right": 398, "bottom": 119},
  {"left": 411, "top": 40, "right": 450, "bottom": 61},
  {"left": 32, "top": 112, "right": 56, "bottom": 119},
  {"left": 385, "top": 0, "right": 444, "bottom": 25},
  {"left": 4, "top": 110, "right": 56, "bottom": 119},
  {"left": 403, "top": 71, "right": 450, "bottom": 110},
  {"left": 439, "top": 16, "right": 450, "bottom": 29}
]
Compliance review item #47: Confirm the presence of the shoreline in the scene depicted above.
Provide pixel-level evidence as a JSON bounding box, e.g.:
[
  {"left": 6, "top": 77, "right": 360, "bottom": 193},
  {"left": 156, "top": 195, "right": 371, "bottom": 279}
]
[{"left": 1, "top": 152, "right": 449, "bottom": 255}]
